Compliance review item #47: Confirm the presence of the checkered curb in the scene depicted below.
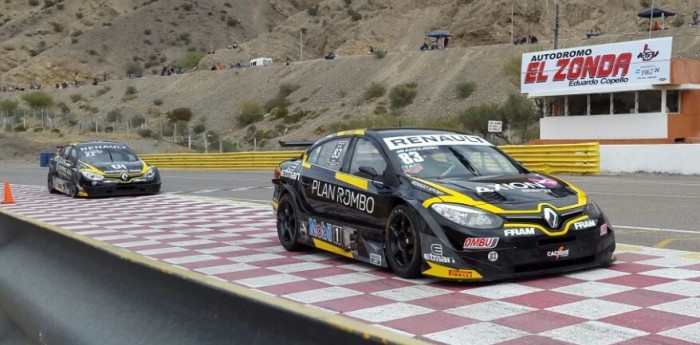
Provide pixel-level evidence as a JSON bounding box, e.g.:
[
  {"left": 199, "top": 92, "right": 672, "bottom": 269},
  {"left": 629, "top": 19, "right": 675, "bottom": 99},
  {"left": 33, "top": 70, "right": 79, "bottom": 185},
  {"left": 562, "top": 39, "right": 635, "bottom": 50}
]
[{"left": 3, "top": 185, "right": 700, "bottom": 345}]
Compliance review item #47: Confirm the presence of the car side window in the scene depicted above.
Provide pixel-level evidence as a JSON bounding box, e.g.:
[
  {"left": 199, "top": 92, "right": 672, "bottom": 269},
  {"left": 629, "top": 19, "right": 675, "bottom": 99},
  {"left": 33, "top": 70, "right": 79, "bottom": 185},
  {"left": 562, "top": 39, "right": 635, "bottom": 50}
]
[
  {"left": 67, "top": 146, "right": 77, "bottom": 162},
  {"left": 57, "top": 146, "right": 68, "bottom": 159},
  {"left": 314, "top": 138, "right": 350, "bottom": 171},
  {"left": 349, "top": 138, "right": 387, "bottom": 178}
]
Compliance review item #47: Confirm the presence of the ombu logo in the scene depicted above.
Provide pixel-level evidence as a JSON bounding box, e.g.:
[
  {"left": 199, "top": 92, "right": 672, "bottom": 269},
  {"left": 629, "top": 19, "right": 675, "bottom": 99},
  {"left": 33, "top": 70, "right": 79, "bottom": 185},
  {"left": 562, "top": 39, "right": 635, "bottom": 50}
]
[
  {"left": 637, "top": 43, "right": 659, "bottom": 62},
  {"left": 463, "top": 237, "right": 499, "bottom": 249},
  {"left": 547, "top": 246, "right": 570, "bottom": 260}
]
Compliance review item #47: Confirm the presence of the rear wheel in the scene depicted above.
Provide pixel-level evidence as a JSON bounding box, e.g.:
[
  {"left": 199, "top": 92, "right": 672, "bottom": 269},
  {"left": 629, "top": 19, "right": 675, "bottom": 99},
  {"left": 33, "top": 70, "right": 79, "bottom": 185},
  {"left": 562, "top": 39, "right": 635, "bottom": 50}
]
[
  {"left": 276, "top": 194, "right": 302, "bottom": 251},
  {"left": 385, "top": 205, "right": 423, "bottom": 278}
]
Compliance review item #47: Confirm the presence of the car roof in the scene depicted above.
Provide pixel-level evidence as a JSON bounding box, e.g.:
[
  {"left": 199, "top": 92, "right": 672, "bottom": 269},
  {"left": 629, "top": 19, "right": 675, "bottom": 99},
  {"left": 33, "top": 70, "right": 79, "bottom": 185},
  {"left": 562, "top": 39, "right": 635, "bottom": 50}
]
[
  {"left": 69, "top": 140, "right": 128, "bottom": 146},
  {"left": 365, "top": 128, "right": 476, "bottom": 139}
]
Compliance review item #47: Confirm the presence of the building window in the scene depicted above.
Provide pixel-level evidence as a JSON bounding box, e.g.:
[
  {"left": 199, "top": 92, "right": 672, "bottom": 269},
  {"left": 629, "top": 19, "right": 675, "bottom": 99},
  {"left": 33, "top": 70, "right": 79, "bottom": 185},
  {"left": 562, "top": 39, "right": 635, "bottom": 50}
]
[
  {"left": 613, "top": 92, "right": 636, "bottom": 114},
  {"left": 590, "top": 93, "right": 610, "bottom": 115},
  {"left": 667, "top": 90, "right": 680, "bottom": 113},
  {"left": 546, "top": 97, "right": 565, "bottom": 116},
  {"left": 638, "top": 90, "right": 662, "bottom": 113},
  {"left": 568, "top": 94, "right": 587, "bottom": 115}
]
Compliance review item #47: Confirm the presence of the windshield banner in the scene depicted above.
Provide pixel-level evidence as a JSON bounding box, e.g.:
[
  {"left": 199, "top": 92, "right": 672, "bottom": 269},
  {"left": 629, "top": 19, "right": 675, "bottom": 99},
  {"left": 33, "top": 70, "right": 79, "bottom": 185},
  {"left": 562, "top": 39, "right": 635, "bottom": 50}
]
[
  {"left": 383, "top": 134, "right": 491, "bottom": 150},
  {"left": 520, "top": 37, "right": 672, "bottom": 95}
]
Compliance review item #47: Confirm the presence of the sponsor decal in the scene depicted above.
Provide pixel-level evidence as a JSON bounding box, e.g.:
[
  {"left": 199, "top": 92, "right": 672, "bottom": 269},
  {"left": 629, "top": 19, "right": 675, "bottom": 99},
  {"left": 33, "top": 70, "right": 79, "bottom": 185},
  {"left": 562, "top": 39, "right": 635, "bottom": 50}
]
[
  {"left": 448, "top": 269, "right": 477, "bottom": 279},
  {"left": 299, "top": 221, "right": 308, "bottom": 240},
  {"left": 527, "top": 176, "right": 558, "bottom": 188},
  {"left": 600, "top": 223, "right": 608, "bottom": 236},
  {"left": 572, "top": 219, "right": 597, "bottom": 230},
  {"left": 423, "top": 244, "right": 455, "bottom": 264},
  {"left": 383, "top": 134, "right": 490, "bottom": 150},
  {"left": 463, "top": 237, "right": 499, "bottom": 249},
  {"left": 475, "top": 181, "right": 550, "bottom": 194},
  {"left": 543, "top": 207, "right": 560, "bottom": 229},
  {"left": 410, "top": 180, "right": 444, "bottom": 196},
  {"left": 504, "top": 228, "right": 536, "bottom": 237},
  {"left": 311, "top": 180, "right": 375, "bottom": 214},
  {"left": 487, "top": 251, "right": 499, "bottom": 262},
  {"left": 79, "top": 144, "right": 128, "bottom": 151},
  {"left": 370, "top": 253, "right": 382, "bottom": 266},
  {"left": 328, "top": 140, "right": 347, "bottom": 166},
  {"left": 308, "top": 218, "right": 344, "bottom": 247},
  {"left": 403, "top": 163, "right": 424, "bottom": 175},
  {"left": 281, "top": 168, "right": 300, "bottom": 180},
  {"left": 521, "top": 38, "right": 672, "bottom": 93},
  {"left": 547, "top": 246, "right": 570, "bottom": 260}
]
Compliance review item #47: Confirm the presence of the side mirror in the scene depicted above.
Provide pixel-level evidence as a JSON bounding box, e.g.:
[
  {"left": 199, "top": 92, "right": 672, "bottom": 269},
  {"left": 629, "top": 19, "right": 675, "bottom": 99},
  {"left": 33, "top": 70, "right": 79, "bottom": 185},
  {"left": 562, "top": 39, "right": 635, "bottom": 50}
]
[{"left": 359, "top": 166, "right": 378, "bottom": 178}]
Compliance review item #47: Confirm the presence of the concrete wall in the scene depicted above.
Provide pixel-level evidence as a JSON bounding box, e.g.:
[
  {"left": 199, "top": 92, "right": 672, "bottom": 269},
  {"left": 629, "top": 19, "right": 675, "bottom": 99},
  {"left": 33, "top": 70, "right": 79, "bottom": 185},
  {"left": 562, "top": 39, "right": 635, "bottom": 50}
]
[
  {"left": 600, "top": 144, "right": 700, "bottom": 175},
  {"left": 541, "top": 113, "right": 668, "bottom": 140}
]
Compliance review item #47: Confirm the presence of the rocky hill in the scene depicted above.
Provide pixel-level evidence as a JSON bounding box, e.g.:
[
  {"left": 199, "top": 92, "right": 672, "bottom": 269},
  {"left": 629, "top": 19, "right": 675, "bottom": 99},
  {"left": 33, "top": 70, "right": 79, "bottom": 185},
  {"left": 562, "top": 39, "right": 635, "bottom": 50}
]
[{"left": 2, "top": 0, "right": 700, "bottom": 159}]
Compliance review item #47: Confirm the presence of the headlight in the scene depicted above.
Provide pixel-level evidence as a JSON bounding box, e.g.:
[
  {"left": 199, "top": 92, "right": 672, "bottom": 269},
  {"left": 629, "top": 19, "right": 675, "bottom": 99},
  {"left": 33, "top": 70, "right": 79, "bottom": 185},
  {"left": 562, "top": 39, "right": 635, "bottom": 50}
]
[
  {"left": 584, "top": 200, "right": 602, "bottom": 218},
  {"left": 81, "top": 171, "right": 104, "bottom": 181},
  {"left": 430, "top": 203, "right": 503, "bottom": 229},
  {"left": 144, "top": 168, "right": 156, "bottom": 180}
]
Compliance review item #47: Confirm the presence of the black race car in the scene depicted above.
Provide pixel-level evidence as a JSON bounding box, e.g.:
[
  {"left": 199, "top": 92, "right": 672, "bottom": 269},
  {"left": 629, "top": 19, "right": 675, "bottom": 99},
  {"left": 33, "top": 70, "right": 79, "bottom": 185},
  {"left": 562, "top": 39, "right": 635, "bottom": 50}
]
[
  {"left": 47, "top": 140, "right": 161, "bottom": 197},
  {"left": 272, "top": 129, "right": 616, "bottom": 281}
]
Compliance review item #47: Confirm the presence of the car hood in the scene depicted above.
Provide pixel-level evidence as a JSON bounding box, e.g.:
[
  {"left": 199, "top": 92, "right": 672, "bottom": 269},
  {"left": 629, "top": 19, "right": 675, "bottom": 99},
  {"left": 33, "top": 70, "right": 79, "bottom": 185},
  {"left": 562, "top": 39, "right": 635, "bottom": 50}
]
[
  {"left": 84, "top": 161, "right": 145, "bottom": 174},
  {"left": 423, "top": 173, "right": 580, "bottom": 204}
]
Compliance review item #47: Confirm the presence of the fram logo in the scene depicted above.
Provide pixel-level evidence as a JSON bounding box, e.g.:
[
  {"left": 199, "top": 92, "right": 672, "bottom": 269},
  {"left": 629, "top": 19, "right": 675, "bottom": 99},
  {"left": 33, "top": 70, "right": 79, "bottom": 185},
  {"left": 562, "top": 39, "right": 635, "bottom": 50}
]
[{"left": 637, "top": 43, "right": 659, "bottom": 62}]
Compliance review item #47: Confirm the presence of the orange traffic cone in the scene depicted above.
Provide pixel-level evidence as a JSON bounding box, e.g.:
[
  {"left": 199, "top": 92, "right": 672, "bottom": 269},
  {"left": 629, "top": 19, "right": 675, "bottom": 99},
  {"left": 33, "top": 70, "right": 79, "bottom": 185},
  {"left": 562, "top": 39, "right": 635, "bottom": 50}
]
[{"left": 2, "top": 180, "right": 14, "bottom": 204}]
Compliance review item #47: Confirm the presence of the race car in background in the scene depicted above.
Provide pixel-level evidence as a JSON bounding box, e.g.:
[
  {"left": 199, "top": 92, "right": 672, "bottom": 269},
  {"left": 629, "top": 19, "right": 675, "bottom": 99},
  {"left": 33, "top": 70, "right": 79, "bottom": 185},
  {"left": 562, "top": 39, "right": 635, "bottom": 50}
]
[
  {"left": 47, "top": 140, "right": 161, "bottom": 197},
  {"left": 272, "top": 128, "right": 616, "bottom": 281}
]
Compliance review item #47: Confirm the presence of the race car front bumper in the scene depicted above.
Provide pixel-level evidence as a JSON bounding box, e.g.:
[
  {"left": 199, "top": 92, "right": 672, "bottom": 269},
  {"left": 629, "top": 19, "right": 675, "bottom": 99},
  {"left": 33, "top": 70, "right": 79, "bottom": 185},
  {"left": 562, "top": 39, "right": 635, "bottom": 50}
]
[
  {"left": 420, "top": 222, "right": 616, "bottom": 282},
  {"left": 78, "top": 180, "right": 161, "bottom": 197}
]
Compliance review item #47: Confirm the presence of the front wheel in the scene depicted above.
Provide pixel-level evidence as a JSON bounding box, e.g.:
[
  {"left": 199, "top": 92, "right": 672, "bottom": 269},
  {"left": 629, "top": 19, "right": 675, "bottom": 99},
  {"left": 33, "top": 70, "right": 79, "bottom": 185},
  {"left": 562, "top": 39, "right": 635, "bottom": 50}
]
[
  {"left": 67, "top": 173, "right": 79, "bottom": 198},
  {"left": 385, "top": 205, "right": 423, "bottom": 278},
  {"left": 47, "top": 174, "right": 58, "bottom": 194},
  {"left": 276, "top": 194, "right": 302, "bottom": 251}
]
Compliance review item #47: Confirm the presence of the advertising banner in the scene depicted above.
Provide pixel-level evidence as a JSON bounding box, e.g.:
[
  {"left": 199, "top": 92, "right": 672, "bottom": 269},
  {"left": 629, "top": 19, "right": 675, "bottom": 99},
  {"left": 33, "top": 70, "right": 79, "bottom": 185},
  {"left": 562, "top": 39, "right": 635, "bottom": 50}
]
[{"left": 521, "top": 37, "right": 672, "bottom": 95}]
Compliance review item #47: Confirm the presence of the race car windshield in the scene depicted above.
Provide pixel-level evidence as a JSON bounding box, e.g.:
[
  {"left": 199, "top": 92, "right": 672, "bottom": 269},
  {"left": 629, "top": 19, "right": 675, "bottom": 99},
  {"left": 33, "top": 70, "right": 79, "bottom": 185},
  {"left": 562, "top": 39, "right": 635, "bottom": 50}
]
[
  {"left": 393, "top": 145, "right": 520, "bottom": 179},
  {"left": 78, "top": 148, "right": 139, "bottom": 164}
]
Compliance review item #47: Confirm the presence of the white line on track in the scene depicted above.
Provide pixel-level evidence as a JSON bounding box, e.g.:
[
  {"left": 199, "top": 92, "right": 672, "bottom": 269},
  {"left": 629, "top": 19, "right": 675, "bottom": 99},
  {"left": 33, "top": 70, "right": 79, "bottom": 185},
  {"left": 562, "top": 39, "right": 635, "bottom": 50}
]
[
  {"left": 616, "top": 225, "right": 700, "bottom": 235},
  {"left": 588, "top": 192, "right": 700, "bottom": 199},
  {"left": 564, "top": 177, "right": 700, "bottom": 187}
]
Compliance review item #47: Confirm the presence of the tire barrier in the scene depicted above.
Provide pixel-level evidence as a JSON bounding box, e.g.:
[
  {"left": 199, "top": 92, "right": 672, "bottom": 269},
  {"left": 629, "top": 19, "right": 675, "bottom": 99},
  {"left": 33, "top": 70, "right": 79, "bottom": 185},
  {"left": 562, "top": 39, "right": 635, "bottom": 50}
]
[
  {"left": 500, "top": 142, "right": 599, "bottom": 174},
  {"left": 0, "top": 211, "right": 424, "bottom": 345}
]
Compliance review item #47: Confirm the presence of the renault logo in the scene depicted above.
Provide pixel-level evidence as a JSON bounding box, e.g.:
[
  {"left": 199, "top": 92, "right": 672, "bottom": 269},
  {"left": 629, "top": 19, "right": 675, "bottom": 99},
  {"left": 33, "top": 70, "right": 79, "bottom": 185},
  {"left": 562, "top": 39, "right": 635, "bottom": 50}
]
[
  {"left": 121, "top": 173, "right": 129, "bottom": 181},
  {"left": 543, "top": 207, "right": 559, "bottom": 229}
]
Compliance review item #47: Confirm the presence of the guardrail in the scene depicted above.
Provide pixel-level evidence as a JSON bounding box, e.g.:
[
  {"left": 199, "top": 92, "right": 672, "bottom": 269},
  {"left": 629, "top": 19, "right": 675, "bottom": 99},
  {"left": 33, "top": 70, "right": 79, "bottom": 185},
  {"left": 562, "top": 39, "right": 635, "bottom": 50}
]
[
  {"left": 500, "top": 142, "right": 599, "bottom": 175},
  {"left": 141, "top": 143, "right": 600, "bottom": 174},
  {"left": 140, "top": 151, "right": 303, "bottom": 170}
]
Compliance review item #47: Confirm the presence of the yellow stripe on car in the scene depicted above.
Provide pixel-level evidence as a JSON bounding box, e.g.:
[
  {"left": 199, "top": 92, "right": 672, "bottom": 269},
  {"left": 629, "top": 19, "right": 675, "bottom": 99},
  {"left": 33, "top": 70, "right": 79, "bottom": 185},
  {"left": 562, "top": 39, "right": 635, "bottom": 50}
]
[
  {"left": 312, "top": 239, "right": 354, "bottom": 258},
  {"left": 335, "top": 172, "right": 369, "bottom": 191},
  {"left": 422, "top": 261, "right": 483, "bottom": 280}
]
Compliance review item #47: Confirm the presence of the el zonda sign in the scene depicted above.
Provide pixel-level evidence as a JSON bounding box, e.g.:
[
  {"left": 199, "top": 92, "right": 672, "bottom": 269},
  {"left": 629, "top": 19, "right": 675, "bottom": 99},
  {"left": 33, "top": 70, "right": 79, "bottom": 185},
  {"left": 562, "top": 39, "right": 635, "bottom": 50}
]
[{"left": 520, "top": 37, "right": 672, "bottom": 94}]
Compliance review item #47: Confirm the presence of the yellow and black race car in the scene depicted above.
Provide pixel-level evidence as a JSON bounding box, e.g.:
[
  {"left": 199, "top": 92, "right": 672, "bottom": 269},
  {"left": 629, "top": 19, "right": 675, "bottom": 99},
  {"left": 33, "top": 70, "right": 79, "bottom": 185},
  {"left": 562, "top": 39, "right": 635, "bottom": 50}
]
[
  {"left": 272, "top": 128, "right": 616, "bottom": 281},
  {"left": 47, "top": 140, "right": 161, "bottom": 197}
]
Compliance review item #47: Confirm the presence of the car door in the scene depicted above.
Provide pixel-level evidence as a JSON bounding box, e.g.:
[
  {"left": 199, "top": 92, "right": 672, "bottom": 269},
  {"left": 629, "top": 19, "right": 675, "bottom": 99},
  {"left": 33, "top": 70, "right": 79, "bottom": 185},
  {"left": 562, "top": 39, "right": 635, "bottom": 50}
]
[
  {"left": 335, "top": 137, "right": 393, "bottom": 230},
  {"left": 299, "top": 137, "right": 352, "bottom": 219},
  {"left": 55, "top": 145, "right": 76, "bottom": 183}
]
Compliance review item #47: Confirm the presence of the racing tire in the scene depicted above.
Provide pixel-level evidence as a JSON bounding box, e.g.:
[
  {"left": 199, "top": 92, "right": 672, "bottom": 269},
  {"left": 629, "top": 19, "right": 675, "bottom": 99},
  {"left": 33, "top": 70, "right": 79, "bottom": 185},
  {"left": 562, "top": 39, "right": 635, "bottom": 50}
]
[
  {"left": 67, "top": 174, "right": 79, "bottom": 198},
  {"left": 385, "top": 205, "right": 422, "bottom": 279},
  {"left": 47, "top": 174, "right": 58, "bottom": 194},
  {"left": 276, "top": 194, "right": 303, "bottom": 251}
]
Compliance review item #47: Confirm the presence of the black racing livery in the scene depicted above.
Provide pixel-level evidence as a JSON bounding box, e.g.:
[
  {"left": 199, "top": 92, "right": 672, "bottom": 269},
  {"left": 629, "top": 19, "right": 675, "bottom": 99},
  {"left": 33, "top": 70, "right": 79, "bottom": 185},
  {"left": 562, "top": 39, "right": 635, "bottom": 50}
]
[
  {"left": 272, "top": 128, "right": 616, "bottom": 282},
  {"left": 47, "top": 140, "right": 161, "bottom": 197}
]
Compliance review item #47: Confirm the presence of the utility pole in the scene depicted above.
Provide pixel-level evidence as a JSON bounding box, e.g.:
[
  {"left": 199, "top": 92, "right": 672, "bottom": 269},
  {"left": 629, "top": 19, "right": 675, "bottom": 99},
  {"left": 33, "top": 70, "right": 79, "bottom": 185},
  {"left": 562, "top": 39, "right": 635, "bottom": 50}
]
[
  {"left": 510, "top": 1, "right": 514, "bottom": 44},
  {"left": 299, "top": 29, "right": 303, "bottom": 61},
  {"left": 553, "top": 3, "right": 560, "bottom": 50}
]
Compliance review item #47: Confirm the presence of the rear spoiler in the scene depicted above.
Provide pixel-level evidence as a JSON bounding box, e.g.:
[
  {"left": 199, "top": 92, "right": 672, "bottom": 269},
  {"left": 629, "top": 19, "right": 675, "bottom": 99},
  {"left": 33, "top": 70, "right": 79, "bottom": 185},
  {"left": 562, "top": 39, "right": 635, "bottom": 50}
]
[{"left": 279, "top": 140, "right": 315, "bottom": 147}]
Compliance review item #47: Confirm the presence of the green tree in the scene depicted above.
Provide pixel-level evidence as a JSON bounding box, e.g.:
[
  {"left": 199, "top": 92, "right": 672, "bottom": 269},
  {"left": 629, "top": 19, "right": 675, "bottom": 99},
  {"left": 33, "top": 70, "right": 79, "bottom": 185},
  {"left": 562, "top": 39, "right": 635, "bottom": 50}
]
[
  {"left": 389, "top": 83, "right": 418, "bottom": 109},
  {"left": 180, "top": 51, "right": 205, "bottom": 68},
  {"left": 238, "top": 100, "right": 262, "bottom": 127},
  {"left": 21, "top": 92, "right": 53, "bottom": 110},
  {"left": 167, "top": 107, "right": 194, "bottom": 122},
  {"left": 501, "top": 93, "right": 540, "bottom": 142},
  {"left": 503, "top": 55, "right": 521, "bottom": 88},
  {"left": 106, "top": 109, "right": 122, "bottom": 122},
  {"left": 456, "top": 81, "right": 477, "bottom": 99},
  {"left": 458, "top": 103, "right": 501, "bottom": 138},
  {"left": 0, "top": 99, "right": 19, "bottom": 115}
]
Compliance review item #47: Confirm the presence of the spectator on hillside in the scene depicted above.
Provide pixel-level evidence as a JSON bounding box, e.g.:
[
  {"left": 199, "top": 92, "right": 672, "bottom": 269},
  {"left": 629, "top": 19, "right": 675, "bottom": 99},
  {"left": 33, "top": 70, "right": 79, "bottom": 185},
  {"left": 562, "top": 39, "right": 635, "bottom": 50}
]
[
  {"left": 653, "top": 21, "right": 662, "bottom": 30},
  {"left": 693, "top": 10, "right": 699, "bottom": 25},
  {"left": 444, "top": 37, "right": 449, "bottom": 49},
  {"left": 528, "top": 34, "right": 538, "bottom": 44},
  {"left": 586, "top": 27, "right": 601, "bottom": 39}
]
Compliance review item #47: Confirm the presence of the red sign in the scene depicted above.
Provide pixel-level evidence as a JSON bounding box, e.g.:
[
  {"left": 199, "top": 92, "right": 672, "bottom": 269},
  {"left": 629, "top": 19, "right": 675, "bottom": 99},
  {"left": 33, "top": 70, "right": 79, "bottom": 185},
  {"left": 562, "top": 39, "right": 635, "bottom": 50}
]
[{"left": 463, "top": 237, "right": 498, "bottom": 249}]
